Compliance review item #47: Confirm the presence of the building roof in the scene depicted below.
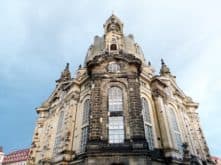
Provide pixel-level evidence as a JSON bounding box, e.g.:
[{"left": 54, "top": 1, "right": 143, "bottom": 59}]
[
  {"left": 2, "top": 148, "right": 29, "bottom": 163},
  {"left": 211, "top": 156, "right": 221, "bottom": 164}
]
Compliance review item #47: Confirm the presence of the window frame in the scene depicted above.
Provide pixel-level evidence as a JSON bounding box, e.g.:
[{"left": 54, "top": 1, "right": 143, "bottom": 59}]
[
  {"left": 108, "top": 62, "right": 121, "bottom": 73},
  {"left": 53, "top": 111, "right": 65, "bottom": 155},
  {"left": 167, "top": 107, "right": 183, "bottom": 153},
  {"left": 110, "top": 44, "right": 117, "bottom": 50},
  {"left": 108, "top": 87, "right": 123, "bottom": 112},
  {"left": 108, "top": 116, "right": 125, "bottom": 143},
  {"left": 108, "top": 87, "right": 125, "bottom": 144},
  {"left": 82, "top": 99, "right": 90, "bottom": 125},
  {"left": 80, "top": 99, "right": 90, "bottom": 152},
  {"left": 141, "top": 97, "right": 154, "bottom": 150}
]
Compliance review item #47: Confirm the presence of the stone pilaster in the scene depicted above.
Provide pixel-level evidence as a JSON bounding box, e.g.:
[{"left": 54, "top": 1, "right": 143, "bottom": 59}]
[
  {"left": 128, "top": 78, "right": 146, "bottom": 142},
  {"left": 58, "top": 100, "right": 78, "bottom": 162},
  {"left": 88, "top": 80, "right": 102, "bottom": 142},
  {"left": 152, "top": 90, "right": 173, "bottom": 151},
  {"left": 28, "top": 105, "right": 49, "bottom": 165}
]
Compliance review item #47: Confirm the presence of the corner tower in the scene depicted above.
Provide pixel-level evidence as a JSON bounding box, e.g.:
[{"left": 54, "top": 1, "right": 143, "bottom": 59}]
[{"left": 28, "top": 14, "right": 213, "bottom": 165}]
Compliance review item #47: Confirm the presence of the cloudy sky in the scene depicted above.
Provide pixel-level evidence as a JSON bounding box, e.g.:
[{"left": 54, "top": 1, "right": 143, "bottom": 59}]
[{"left": 0, "top": 0, "right": 220, "bottom": 156}]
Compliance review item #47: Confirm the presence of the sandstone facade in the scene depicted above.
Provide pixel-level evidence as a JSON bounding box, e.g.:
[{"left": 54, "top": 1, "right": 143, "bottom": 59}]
[{"left": 28, "top": 15, "right": 212, "bottom": 165}]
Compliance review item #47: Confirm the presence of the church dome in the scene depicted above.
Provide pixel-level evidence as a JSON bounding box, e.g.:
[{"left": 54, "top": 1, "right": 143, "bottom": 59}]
[{"left": 84, "top": 14, "right": 146, "bottom": 65}]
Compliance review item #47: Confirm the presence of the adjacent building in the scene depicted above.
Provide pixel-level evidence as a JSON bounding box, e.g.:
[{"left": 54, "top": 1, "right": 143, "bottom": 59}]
[
  {"left": 211, "top": 156, "right": 221, "bottom": 165},
  {"left": 2, "top": 149, "right": 29, "bottom": 165},
  {"left": 0, "top": 147, "right": 4, "bottom": 165},
  {"left": 28, "top": 14, "right": 213, "bottom": 165}
]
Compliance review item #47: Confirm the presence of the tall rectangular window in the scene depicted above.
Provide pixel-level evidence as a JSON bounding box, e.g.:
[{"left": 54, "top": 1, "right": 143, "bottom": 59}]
[
  {"left": 82, "top": 99, "right": 90, "bottom": 125},
  {"left": 53, "top": 135, "right": 62, "bottom": 155},
  {"left": 53, "top": 111, "right": 64, "bottom": 155},
  {"left": 108, "top": 87, "right": 125, "bottom": 143},
  {"left": 108, "top": 87, "right": 123, "bottom": 112},
  {"left": 80, "top": 127, "right": 88, "bottom": 152},
  {"left": 144, "top": 125, "right": 154, "bottom": 150},
  {"left": 168, "top": 108, "right": 183, "bottom": 154},
  {"left": 109, "top": 116, "right": 124, "bottom": 143},
  {"left": 80, "top": 99, "right": 90, "bottom": 152},
  {"left": 142, "top": 98, "right": 154, "bottom": 150}
]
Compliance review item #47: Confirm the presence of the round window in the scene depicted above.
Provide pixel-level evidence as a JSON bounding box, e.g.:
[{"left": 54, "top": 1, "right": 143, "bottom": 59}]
[{"left": 108, "top": 63, "right": 120, "bottom": 72}]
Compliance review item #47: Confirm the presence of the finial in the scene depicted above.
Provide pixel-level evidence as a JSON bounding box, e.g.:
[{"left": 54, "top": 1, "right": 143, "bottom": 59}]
[
  {"left": 65, "top": 63, "right": 69, "bottom": 70},
  {"left": 104, "top": 13, "right": 123, "bottom": 34},
  {"left": 56, "top": 63, "right": 71, "bottom": 83},
  {"left": 78, "top": 64, "right": 82, "bottom": 69},
  {"left": 161, "top": 58, "right": 165, "bottom": 65},
  {"left": 160, "top": 59, "right": 171, "bottom": 76},
  {"left": 112, "top": 10, "right": 114, "bottom": 15}
]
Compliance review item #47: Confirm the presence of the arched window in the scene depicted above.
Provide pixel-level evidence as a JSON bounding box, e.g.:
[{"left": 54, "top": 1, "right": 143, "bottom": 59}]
[
  {"left": 142, "top": 98, "right": 154, "bottom": 150},
  {"left": 168, "top": 108, "right": 182, "bottom": 153},
  {"left": 53, "top": 111, "right": 64, "bottom": 154},
  {"left": 80, "top": 99, "right": 90, "bottom": 152},
  {"left": 110, "top": 44, "right": 117, "bottom": 50},
  {"left": 108, "top": 87, "right": 124, "bottom": 143}
]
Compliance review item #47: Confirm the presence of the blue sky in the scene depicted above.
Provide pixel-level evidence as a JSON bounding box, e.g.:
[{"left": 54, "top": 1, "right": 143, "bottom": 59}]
[{"left": 0, "top": 0, "right": 220, "bottom": 156}]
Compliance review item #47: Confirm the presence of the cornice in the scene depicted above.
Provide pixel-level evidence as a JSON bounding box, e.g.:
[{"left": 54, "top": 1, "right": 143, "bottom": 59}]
[{"left": 87, "top": 52, "right": 142, "bottom": 74}]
